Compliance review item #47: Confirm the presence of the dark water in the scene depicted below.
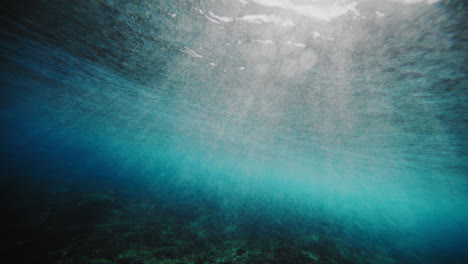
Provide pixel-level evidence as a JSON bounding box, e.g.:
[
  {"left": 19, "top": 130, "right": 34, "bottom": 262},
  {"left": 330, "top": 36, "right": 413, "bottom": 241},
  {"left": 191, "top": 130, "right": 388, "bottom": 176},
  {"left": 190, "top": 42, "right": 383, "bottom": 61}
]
[{"left": 1, "top": 0, "right": 467, "bottom": 263}]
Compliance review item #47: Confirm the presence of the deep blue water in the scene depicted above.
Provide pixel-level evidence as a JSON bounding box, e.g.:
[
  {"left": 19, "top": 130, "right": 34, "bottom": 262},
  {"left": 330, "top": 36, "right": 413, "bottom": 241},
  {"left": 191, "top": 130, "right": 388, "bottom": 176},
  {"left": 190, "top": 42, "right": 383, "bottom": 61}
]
[{"left": 1, "top": 0, "right": 467, "bottom": 263}]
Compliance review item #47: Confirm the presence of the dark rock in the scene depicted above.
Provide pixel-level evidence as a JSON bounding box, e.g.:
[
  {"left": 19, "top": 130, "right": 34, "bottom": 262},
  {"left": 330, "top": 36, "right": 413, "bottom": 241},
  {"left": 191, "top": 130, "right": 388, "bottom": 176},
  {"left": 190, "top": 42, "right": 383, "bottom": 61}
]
[
  {"left": 194, "top": 254, "right": 212, "bottom": 264},
  {"left": 155, "top": 247, "right": 178, "bottom": 258},
  {"left": 248, "top": 253, "right": 270, "bottom": 264},
  {"left": 273, "top": 247, "right": 316, "bottom": 264},
  {"left": 236, "top": 248, "right": 246, "bottom": 256}
]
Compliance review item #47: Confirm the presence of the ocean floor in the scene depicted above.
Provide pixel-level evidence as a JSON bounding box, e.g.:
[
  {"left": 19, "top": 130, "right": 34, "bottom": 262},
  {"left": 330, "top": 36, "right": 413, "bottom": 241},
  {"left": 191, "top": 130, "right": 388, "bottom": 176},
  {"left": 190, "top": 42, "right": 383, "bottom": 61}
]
[{"left": 1, "top": 174, "right": 403, "bottom": 264}]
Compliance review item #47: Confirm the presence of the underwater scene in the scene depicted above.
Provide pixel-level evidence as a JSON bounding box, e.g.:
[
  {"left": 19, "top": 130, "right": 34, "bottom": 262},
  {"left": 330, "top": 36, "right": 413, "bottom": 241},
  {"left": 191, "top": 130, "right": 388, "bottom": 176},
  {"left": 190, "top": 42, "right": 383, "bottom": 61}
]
[{"left": 1, "top": 0, "right": 467, "bottom": 263}]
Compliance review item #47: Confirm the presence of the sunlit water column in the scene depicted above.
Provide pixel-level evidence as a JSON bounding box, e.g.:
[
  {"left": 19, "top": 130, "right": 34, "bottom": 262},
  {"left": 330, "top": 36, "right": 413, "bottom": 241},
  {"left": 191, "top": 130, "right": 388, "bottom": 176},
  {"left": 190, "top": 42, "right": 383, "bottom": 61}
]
[{"left": 150, "top": 0, "right": 468, "bottom": 260}]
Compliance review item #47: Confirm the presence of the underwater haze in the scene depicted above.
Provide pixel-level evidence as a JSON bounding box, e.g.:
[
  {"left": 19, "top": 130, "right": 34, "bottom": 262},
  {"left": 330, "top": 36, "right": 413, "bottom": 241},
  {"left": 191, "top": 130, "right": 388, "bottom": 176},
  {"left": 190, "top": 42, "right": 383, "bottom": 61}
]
[{"left": 1, "top": 0, "right": 467, "bottom": 263}]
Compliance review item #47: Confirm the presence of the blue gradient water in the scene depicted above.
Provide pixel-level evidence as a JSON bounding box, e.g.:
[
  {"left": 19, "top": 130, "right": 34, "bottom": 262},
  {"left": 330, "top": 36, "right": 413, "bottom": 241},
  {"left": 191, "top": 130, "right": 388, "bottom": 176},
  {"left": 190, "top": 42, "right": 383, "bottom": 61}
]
[{"left": 1, "top": 0, "right": 467, "bottom": 263}]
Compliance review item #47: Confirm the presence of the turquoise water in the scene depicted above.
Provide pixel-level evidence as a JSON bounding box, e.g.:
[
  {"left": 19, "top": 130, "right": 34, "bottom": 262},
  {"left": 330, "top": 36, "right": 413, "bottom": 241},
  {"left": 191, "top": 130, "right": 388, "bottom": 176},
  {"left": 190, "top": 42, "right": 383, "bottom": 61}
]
[{"left": 1, "top": 0, "right": 467, "bottom": 263}]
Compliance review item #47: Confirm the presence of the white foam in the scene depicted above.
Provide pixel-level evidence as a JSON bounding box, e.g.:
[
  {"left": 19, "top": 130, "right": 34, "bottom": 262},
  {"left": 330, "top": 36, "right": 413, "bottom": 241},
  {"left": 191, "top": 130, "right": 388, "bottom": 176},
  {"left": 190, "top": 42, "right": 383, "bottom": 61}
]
[
  {"left": 390, "top": 0, "right": 440, "bottom": 4},
  {"left": 208, "top": 11, "right": 234, "bottom": 23},
  {"left": 238, "top": 14, "right": 295, "bottom": 27},
  {"left": 203, "top": 0, "right": 439, "bottom": 26},
  {"left": 205, "top": 15, "right": 220, "bottom": 24},
  {"left": 311, "top": 32, "right": 333, "bottom": 41},
  {"left": 255, "top": 39, "right": 275, "bottom": 45},
  {"left": 239, "top": 0, "right": 249, "bottom": 7},
  {"left": 284, "top": 41, "right": 306, "bottom": 48},
  {"left": 250, "top": 0, "right": 360, "bottom": 21},
  {"left": 182, "top": 48, "right": 203, "bottom": 58}
]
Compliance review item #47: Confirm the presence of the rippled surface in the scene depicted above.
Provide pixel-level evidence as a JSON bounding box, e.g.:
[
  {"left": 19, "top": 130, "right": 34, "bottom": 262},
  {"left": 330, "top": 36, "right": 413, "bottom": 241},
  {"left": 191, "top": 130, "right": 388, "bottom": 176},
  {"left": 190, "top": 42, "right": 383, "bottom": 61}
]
[{"left": 1, "top": 0, "right": 467, "bottom": 263}]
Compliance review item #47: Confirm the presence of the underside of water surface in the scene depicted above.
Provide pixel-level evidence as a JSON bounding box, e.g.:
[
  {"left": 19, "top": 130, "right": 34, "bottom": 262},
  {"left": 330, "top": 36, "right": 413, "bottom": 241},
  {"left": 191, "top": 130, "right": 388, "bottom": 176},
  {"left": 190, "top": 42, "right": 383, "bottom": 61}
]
[{"left": 1, "top": 0, "right": 467, "bottom": 263}]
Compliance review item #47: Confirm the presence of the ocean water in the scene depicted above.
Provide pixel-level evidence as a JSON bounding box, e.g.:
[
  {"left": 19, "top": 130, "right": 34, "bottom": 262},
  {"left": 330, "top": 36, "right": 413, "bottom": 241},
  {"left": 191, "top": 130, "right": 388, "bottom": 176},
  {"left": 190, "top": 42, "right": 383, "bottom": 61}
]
[{"left": 1, "top": 0, "right": 467, "bottom": 263}]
